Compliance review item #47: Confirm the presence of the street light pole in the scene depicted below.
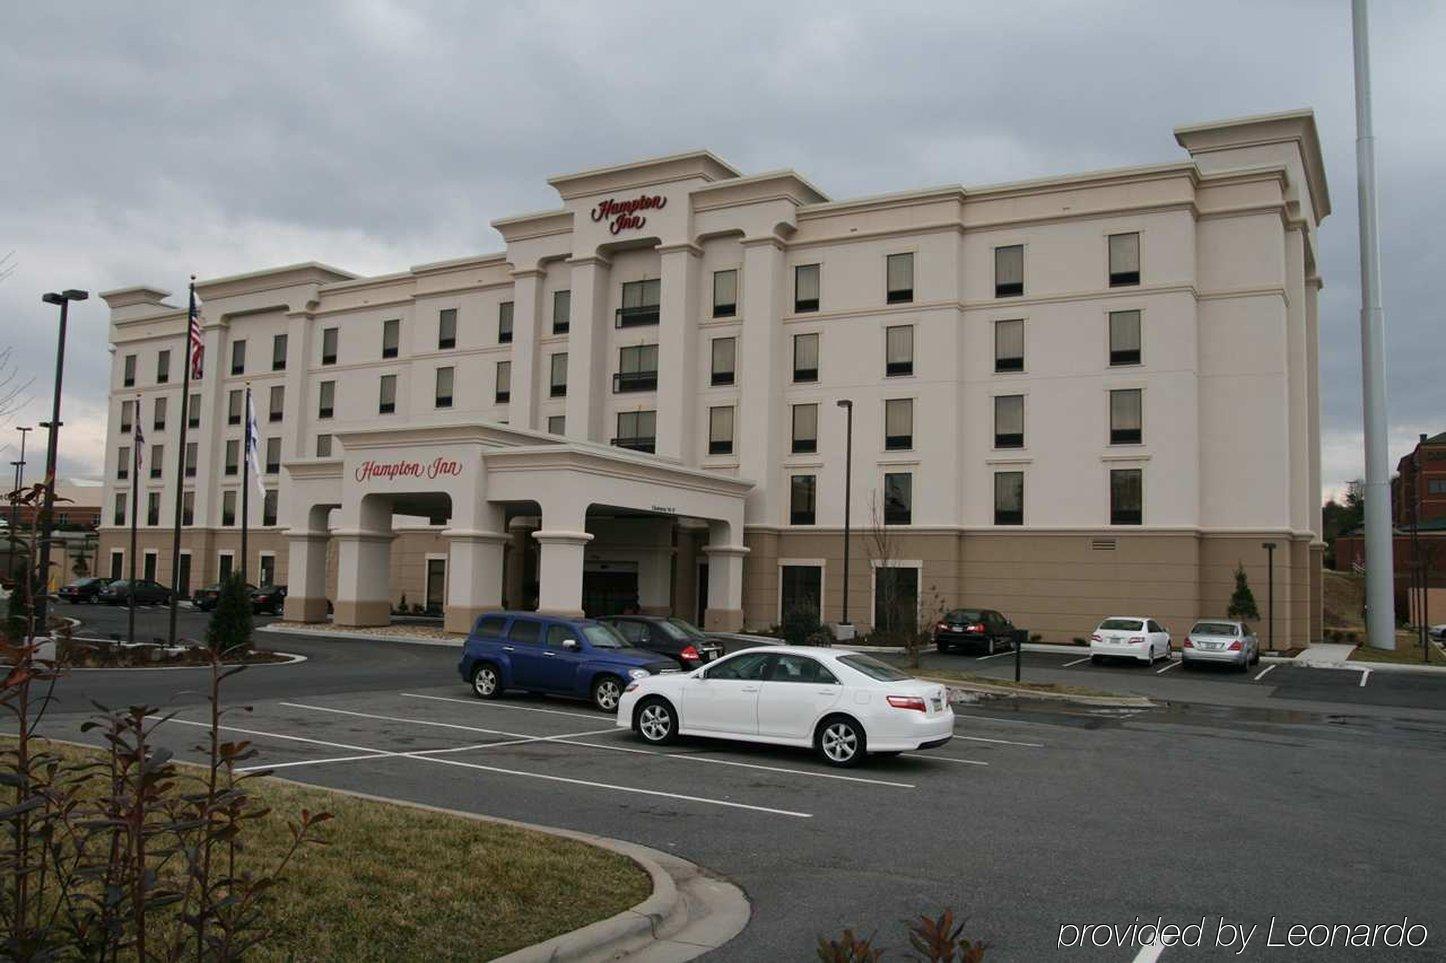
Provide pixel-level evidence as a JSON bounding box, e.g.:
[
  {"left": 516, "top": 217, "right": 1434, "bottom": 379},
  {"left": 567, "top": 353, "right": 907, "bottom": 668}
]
[
  {"left": 35, "top": 289, "right": 87, "bottom": 631},
  {"left": 836, "top": 399, "right": 854, "bottom": 638},
  {"left": 1413, "top": 433, "right": 1426, "bottom": 662},
  {"left": 1262, "top": 541, "right": 1277, "bottom": 653},
  {"left": 9, "top": 426, "right": 30, "bottom": 581}
]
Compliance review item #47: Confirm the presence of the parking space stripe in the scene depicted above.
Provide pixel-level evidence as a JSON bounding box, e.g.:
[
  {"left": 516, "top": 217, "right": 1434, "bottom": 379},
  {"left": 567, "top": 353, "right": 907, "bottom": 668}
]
[
  {"left": 919, "top": 755, "right": 989, "bottom": 767},
  {"left": 953, "top": 734, "right": 1043, "bottom": 748},
  {"left": 238, "top": 731, "right": 617, "bottom": 773},
  {"left": 1062, "top": 656, "right": 1092, "bottom": 667},
  {"left": 975, "top": 649, "right": 1016, "bottom": 661},
  {"left": 1131, "top": 939, "right": 1167, "bottom": 962},
  {"left": 1254, "top": 664, "right": 1277, "bottom": 682},
  {"left": 1359, "top": 669, "right": 1370, "bottom": 688},
  {"left": 1155, "top": 659, "right": 1180, "bottom": 675},
  {"left": 400, "top": 691, "right": 604, "bottom": 721}
]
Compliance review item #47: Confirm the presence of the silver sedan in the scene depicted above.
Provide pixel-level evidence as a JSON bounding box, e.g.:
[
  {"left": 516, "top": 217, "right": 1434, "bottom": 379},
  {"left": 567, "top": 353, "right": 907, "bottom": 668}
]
[{"left": 1181, "top": 620, "right": 1259, "bottom": 671}]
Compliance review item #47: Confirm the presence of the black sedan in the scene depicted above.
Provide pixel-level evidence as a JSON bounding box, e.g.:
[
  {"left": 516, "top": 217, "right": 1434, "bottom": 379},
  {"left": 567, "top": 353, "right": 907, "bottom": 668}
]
[
  {"left": 933, "top": 608, "right": 1023, "bottom": 655},
  {"left": 250, "top": 584, "right": 287, "bottom": 615},
  {"left": 599, "top": 615, "right": 726, "bottom": 670},
  {"left": 193, "top": 582, "right": 257, "bottom": 612},
  {"left": 98, "top": 579, "right": 173, "bottom": 607},
  {"left": 57, "top": 577, "right": 114, "bottom": 604}
]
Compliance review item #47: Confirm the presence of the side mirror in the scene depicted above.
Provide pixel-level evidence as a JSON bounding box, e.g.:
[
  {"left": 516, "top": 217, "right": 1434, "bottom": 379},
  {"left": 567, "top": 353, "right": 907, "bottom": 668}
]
[{"left": 561, "top": 638, "right": 579, "bottom": 651}]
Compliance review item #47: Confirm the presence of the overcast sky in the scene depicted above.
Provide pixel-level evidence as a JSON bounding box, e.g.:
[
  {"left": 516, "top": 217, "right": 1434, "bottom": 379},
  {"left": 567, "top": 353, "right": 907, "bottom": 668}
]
[{"left": 2, "top": 1, "right": 1441, "bottom": 501}]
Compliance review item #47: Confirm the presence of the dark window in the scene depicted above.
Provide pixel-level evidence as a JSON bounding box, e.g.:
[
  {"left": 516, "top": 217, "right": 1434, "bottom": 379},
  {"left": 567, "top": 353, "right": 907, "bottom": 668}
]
[
  {"left": 874, "top": 566, "right": 919, "bottom": 635},
  {"left": 1110, "top": 389, "right": 1142, "bottom": 445},
  {"left": 886, "top": 253, "right": 914, "bottom": 304},
  {"left": 265, "top": 437, "right": 281, "bottom": 474},
  {"left": 552, "top": 290, "right": 570, "bottom": 334},
  {"left": 321, "top": 327, "right": 338, "bottom": 365},
  {"left": 886, "top": 325, "right": 913, "bottom": 376},
  {"left": 269, "top": 384, "right": 284, "bottom": 422},
  {"left": 614, "top": 410, "right": 656, "bottom": 453},
  {"left": 711, "top": 337, "right": 735, "bottom": 386},
  {"left": 122, "top": 354, "right": 136, "bottom": 387},
  {"left": 708, "top": 406, "right": 734, "bottom": 455},
  {"left": 994, "top": 471, "right": 1024, "bottom": 525},
  {"left": 1109, "top": 310, "right": 1141, "bottom": 366},
  {"left": 379, "top": 374, "right": 397, "bottom": 414},
  {"left": 120, "top": 400, "right": 133, "bottom": 433},
  {"left": 885, "top": 398, "right": 913, "bottom": 450},
  {"left": 1109, "top": 232, "right": 1140, "bottom": 287},
  {"left": 187, "top": 392, "right": 200, "bottom": 428},
  {"left": 224, "top": 440, "right": 239, "bottom": 476},
  {"left": 792, "top": 333, "right": 818, "bottom": 382},
  {"left": 769, "top": 654, "right": 837, "bottom": 684},
  {"left": 435, "top": 367, "right": 454, "bottom": 408},
  {"left": 1110, "top": 468, "right": 1143, "bottom": 525},
  {"left": 794, "top": 264, "right": 819, "bottom": 312},
  {"left": 230, "top": 339, "right": 246, "bottom": 375},
  {"left": 272, "top": 333, "right": 288, "bottom": 371},
  {"left": 113, "top": 494, "right": 125, "bottom": 526},
  {"left": 149, "top": 444, "right": 162, "bottom": 478},
  {"left": 495, "top": 361, "right": 511, "bottom": 403},
  {"left": 550, "top": 353, "right": 567, "bottom": 397},
  {"left": 712, "top": 270, "right": 737, "bottom": 318},
  {"left": 789, "top": 475, "right": 816, "bottom": 525},
  {"left": 707, "top": 651, "right": 772, "bottom": 681},
  {"left": 185, "top": 442, "right": 197, "bottom": 478},
  {"left": 116, "top": 447, "right": 130, "bottom": 480},
  {"left": 498, "top": 302, "right": 513, "bottom": 343},
  {"left": 547, "top": 415, "right": 565, "bottom": 435},
  {"left": 382, "top": 318, "right": 400, "bottom": 358},
  {"left": 222, "top": 491, "right": 237, "bottom": 527},
  {"left": 507, "top": 618, "right": 541, "bottom": 645},
  {"left": 994, "top": 319, "right": 1024, "bottom": 372},
  {"left": 617, "top": 279, "right": 661, "bottom": 327},
  {"left": 438, "top": 308, "right": 457, "bottom": 349},
  {"left": 318, "top": 381, "right": 335, "bottom": 419},
  {"left": 614, "top": 344, "right": 658, "bottom": 393},
  {"left": 780, "top": 565, "right": 822, "bottom": 621},
  {"left": 146, "top": 492, "right": 161, "bottom": 526},
  {"left": 152, "top": 396, "right": 166, "bottom": 430},
  {"left": 994, "top": 395, "right": 1024, "bottom": 448},
  {"left": 218, "top": 553, "right": 234, "bottom": 579},
  {"left": 262, "top": 490, "right": 278, "bottom": 526},
  {"left": 181, "top": 491, "right": 194, "bottom": 526},
  {"left": 475, "top": 615, "right": 508, "bottom": 637},
  {"left": 316, "top": 434, "right": 332, "bottom": 457},
  {"left": 883, "top": 472, "right": 912, "bottom": 525},
  {"left": 227, "top": 389, "right": 242, "bottom": 425},
  {"left": 995, "top": 245, "right": 1024, "bottom": 298},
  {"left": 156, "top": 349, "right": 170, "bottom": 384},
  {"left": 791, "top": 404, "right": 818, "bottom": 454}
]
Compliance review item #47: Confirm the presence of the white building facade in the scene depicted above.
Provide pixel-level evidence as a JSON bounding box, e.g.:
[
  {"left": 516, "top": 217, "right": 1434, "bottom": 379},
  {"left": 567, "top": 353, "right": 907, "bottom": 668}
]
[{"left": 96, "top": 110, "right": 1329, "bottom": 644}]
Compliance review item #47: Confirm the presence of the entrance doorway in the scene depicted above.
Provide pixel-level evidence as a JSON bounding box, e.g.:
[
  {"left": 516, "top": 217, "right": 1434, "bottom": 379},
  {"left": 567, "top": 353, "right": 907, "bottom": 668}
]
[
  {"left": 582, "top": 561, "right": 639, "bottom": 617},
  {"left": 696, "top": 561, "right": 709, "bottom": 626},
  {"left": 425, "top": 557, "right": 446, "bottom": 614}
]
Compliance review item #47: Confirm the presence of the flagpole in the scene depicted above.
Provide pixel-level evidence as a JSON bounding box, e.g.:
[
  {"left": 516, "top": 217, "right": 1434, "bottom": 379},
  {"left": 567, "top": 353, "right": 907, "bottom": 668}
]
[
  {"left": 241, "top": 382, "right": 250, "bottom": 586},
  {"left": 167, "top": 277, "right": 196, "bottom": 645},
  {"left": 127, "top": 402, "right": 139, "bottom": 644}
]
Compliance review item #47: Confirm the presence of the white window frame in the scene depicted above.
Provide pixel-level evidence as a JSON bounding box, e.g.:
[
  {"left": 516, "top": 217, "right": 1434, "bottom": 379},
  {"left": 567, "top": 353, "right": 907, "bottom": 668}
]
[
  {"left": 776, "top": 559, "right": 828, "bottom": 624},
  {"left": 868, "top": 558, "right": 924, "bottom": 633}
]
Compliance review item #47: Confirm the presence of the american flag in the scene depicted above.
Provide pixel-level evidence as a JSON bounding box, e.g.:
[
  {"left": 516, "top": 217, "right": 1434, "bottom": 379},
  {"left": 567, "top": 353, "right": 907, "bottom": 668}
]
[
  {"left": 188, "top": 288, "right": 205, "bottom": 379},
  {"left": 134, "top": 421, "right": 145, "bottom": 472}
]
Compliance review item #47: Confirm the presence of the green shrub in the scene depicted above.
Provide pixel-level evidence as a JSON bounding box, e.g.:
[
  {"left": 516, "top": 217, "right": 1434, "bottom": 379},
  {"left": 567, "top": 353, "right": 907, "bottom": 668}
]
[
  {"left": 780, "top": 605, "right": 824, "bottom": 646},
  {"left": 205, "top": 571, "right": 253, "bottom": 655}
]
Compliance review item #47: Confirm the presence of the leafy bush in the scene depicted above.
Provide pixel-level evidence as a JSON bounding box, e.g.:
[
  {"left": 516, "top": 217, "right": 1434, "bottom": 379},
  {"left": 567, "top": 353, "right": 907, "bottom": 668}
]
[
  {"left": 206, "top": 571, "right": 254, "bottom": 655},
  {"left": 780, "top": 605, "right": 824, "bottom": 646},
  {"left": 1227, "top": 562, "right": 1261, "bottom": 621},
  {"left": 820, "top": 910, "right": 987, "bottom": 961}
]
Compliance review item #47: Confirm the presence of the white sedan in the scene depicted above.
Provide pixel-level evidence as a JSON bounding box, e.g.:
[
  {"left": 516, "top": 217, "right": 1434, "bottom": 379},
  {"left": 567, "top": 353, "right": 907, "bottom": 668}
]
[
  {"left": 1090, "top": 616, "right": 1172, "bottom": 665},
  {"left": 615, "top": 645, "right": 954, "bottom": 767}
]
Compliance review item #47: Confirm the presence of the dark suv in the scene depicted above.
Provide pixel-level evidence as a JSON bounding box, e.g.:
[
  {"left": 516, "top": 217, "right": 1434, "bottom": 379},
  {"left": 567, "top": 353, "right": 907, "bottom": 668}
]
[
  {"left": 933, "top": 608, "right": 1023, "bottom": 655},
  {"left": 98, "top": 579, "right": 173, "bottom": 607},
  {"left": 599, "top": 615, "right": 726, "bottom": 670},
  {"left": 250, "top": 584, "right": 287, "bottom": 615}
]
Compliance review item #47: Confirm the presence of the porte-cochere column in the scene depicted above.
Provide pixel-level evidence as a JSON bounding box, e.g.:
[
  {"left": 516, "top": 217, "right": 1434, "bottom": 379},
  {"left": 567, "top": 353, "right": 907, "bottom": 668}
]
[
  {"left": 443, "top": 505, "right": 508, "bottom": 633},
  {"left": 281, "top": 530, "right": 330, "bottom": 623},
  {"left": 333, "top": 530, "right": 393, "bottom": 627},
  {"left": 532, "top": 530, "right": 592, "bottom": 618},
  {"left": 702, "top": 519, "right": 748, "bottom": 632}
]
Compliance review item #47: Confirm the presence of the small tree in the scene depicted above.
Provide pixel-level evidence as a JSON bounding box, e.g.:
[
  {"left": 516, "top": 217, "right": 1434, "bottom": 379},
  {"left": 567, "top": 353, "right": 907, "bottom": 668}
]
[
  {"left": 1227, "top": 562, "right": 1261, "bottom": 621},
  {"left": 206, "top": 571, "right": 253, "bottom": 655}
]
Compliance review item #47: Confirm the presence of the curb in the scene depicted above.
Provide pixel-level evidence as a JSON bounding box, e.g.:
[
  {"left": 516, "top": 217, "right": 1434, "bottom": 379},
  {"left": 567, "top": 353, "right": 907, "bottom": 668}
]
[
  {"left": 923, "top": 676, "right": 1154, "bottom": 709},
  {"left": 256, "top": 623, "right": 464, "bottom": 648}
]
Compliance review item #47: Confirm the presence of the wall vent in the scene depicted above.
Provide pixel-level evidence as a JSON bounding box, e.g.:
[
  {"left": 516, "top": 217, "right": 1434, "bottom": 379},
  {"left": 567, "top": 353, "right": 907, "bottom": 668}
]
[{"left": 1090, "top": 538, "right": 1117, "bottom": 551}]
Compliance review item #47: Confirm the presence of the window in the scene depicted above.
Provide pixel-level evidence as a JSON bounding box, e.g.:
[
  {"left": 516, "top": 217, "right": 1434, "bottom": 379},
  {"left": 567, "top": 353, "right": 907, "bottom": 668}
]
[
  {"left": 185, "top": 442, "right": 197, "bottom": 478},
  {"left": 316, "top": 433, "right": 333, "bottom": 457},
  {"left": 156, "top": 349, "right": 170, "bottom": 384},
  {"left": 994, "top": 319, "right": 1024, "bottom": 372},
  {"left": 886, "top": 325, "right": 913, "bottom": 376},
  {"left": 435, "top": 367, "right": 454, "bottom": 408},
  {"left": 708, "top": 406, "right": 734, "bottom": 456},
  {"left": 614, "top": 344, "right": 658, "bottom": 393},
  {"left": 379, "top": 374, "right": 397, "bottom": 414},
  {"left": 794, "top": 263, "right": 819, "bottom": 312},
  {"left": 780, "top": 565, "right": 822, "bottom": 620},
  {"left": 152, "top": 396, "right": 166, "bottom": 430},
  {"left": 994, "top": 471, "right": 1024, "bottom": 525},
  {"left": 792, "top": 333, "right": 818, "bottom": 383},
  {"left": 123, "top": 354, "right": 136, "bottom": 387},
  {"left": 1111, "top": 468, "right": 1143, "bottom": 525},
  {"left": 617, "top": 279, "right": 661, "bottom": 328},
  {"left": 1109, "top": 232, "right": 1140, "bottom": 287},
  {"left": 886, "top": 253, "right": 914, "bottom": 303},
  {"left": 262, "top": 490, "right": 278, "bottom": 526},
  {"left": 707, "top": 337, "right": 736, "bottom": 387},
  {"left": 552, "top": 290, "right": 570, "bottom": 334},
  {"left": 230, "top": 339, "right": 246, "bottom": 375},
  {"left": 614, "top": 410, "right": 656, "bottom": 453},
  {"left": 994, "top": 395, "right": 1024, "bottom": 448},
  {"left": 272, "top": 333, "right": 288, "bottom": 370},
  {"left": 792, "top": 404, "right": 818, "bottom": 454},
  {"left": 498, "top": 302, "right": 514, "bottom": 343},
  {"left": 1109, "top": 310, "right": 1141, "bottom": 366},
  {"left": 550, "top": 353, "right": 567, "bottom": 397},
  {"left": 224, "top": 440, "right": 239, "bottom": 476},
  {"left": 874, "top": 566, "right": 919, "bottom": 634},
  {"left": 149, "top": 444, "right": 163, "bottom": 478},
  {"left": 181, "top": 490, "right": 195, "bottom": 526},
  {"left": 265, "top": 437, "right": 281, "bottom": 473},
  {"left": 146, "top": 492, "right": 160, "bottom": 526},
  {"left": 380, "top": 318, "right": 400, "bottom": 359},
  {"left": 321, "top": 327, "right": 338, "bottom": 365},
  {"left": 438, "top": 308, "right": 457, "bottom": 349},
  {"left": 1428, "top": 479, "right": 1446, "bottom": 495},
  {"left": 227, "top": 389, "right": 242, "bottom": 425},
  {"left": 1110, "top": 389, "right": 1143, "bottom": 445},
  {"left": 268, "top": 384, "right": 284, "bottom": 422},
  {"left": 885, "top": 398, "right": 913, "bottom": 450},
  {"left": 712, "top": 269, "right": 737, "bottom": 318},
  {"left": 113, "top": 493, "right": 126, "bottom": 526},
  {"left": 789, "top": 475, "right": 816, "bottom": 525},
  {"left": 218, "top": 553, "right": 234, "bottom": 580},
  {"left": 995, "top": 245, "right": 1024, "bottom": 297},
  {"left": 110, "top": 550, "right": 124, "bottom": 580},
  {"left": 707, "top": 651, "right": 772, "bottom": 681},
  {"left": 187, "top": 392, "right": 200, "bottom": 428},
  {"left": 883, "top": 472, "right": 912, "bottom": 525},
  {"left": 120, "top": 400, "right": 134, "bottom": 433},
  {"left": 116, "top": 447, "right": 130, "bottom": 480},
  {"left": 318, "top": 381, "right": 335, "bottom": 419},
  {"left": 494, "top": 361, "right": 511, "bottom": 403},
  {"left": 547, "top": 415, "right": 565, "bottom": 435},
  {"left": 222, "top": 490, "right": 237, "bottom": 527}
]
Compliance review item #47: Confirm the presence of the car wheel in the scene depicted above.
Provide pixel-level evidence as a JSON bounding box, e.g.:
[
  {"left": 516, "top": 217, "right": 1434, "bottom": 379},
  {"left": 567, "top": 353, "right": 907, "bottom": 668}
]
[
  {"left": 470, "top": 663, "right": 502, "bottom": 700},
  {"left": 635, "top": 698, "right": 677, "bottom": 745},
  {"left": 816, "top": 716, "right": 866, "bottom": 768},
  {"left": 592, "top": 675, "right": 624, "bottom": 713}
]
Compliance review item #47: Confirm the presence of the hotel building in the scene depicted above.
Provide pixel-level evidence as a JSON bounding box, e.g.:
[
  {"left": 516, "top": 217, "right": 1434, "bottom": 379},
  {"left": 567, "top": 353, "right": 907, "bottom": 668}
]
[{"left": 96, "top": 109, "right": 1328, "bottom": 644}]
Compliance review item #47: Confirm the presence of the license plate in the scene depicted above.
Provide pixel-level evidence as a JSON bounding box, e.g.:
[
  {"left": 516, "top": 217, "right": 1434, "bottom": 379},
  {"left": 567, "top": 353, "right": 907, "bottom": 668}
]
[
  {"left": 1203, "top": 642, "right": 1222, "bottom": 650},
  {"left": 931, "top": 697, "right": 943, "bottom": 711}
]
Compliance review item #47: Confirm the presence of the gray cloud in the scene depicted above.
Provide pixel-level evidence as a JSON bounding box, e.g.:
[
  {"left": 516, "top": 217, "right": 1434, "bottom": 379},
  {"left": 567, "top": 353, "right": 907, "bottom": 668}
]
[{"left": 2, "top": 0, "right": 1441, "bottom": 496}]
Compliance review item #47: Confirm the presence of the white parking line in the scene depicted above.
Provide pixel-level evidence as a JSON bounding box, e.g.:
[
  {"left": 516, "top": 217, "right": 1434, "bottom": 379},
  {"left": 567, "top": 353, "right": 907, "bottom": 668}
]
[
  {"left": 975, "top": 649, "right": 1016, "bottom": 661},
  {"left": 285, "top": 702, "right": 918, "bottom": 788},
  {"left": 401, "top": 691, "right": 603, "bottom": 721},
  {"left": 1131, "top": 938, "right": 1167, "bottom": 962},
  {"left": 1359, "top": 668, "right": 1370, "bottom": 688},
  {"left": 1254, "top": 664, "right": 1277, "bottom": 682},
  {"left": 919, "top": 753, "right": 989, "bottom": 767},
  {"left": 1155, "top": 659, "right": 1180, "bottom": 675},
  {"left": 1062, "top": 656, "right": 1092, "bottom": 667},
  {"left": 953, "top": 734, "right": 1043, "bottom": 748}
]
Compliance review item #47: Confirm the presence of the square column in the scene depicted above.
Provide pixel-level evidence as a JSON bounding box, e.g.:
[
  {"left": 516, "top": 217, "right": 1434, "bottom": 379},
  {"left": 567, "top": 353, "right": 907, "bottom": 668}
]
[
  {"left": 565, "top": 256, "right": 612, "bottom": 444},
  {"left": 655, "top": 243, "right": 701, "bottom": 461},
  {"left": 737, "top": 236, "right": 786, "bottom": 521},
  {"left": 508, "top": 268, "right": 545, "bottom": 430},
  {"left": 702, "top": 536, "right": 748, "bottom": 631},
  {"left": 637, "top": 544, "right": 675, "bottom": 615},
  {"left": 281, "top": 530, "right": 330, "bottom": 622},
  {"left": 333, "top": 530, "right": 393, "bottom": 627},
  {"left": 533, "top": 530, "right": 593, "bottom": 617},
  {"left": 444, "top": 529, "right": 507, "bottom": 633}
]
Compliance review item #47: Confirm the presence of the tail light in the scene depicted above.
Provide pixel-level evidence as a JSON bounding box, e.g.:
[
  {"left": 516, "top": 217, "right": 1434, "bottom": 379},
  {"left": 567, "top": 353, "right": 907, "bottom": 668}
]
[
  {"left": 936, "top": 622, "right": 949, "bottom": 631},
  {"left": 1090, "top": 633, "right": 1102, "bottom": 642},
  {"left": 680, "top": 645, "right": 700, "bottom": 662},
  {"left": 968, "top": 623, "right": 986, "bottom": 633},
  {"left": 886, "top": 695, "right": 927, "bottom": 712},
  {"left": 1183, "top": 638, "right": 1194, "bottom": 648},
  {"left": 1128, "top": 636, "right": 1145, "bottom": 644},
  {"left": 1228, "top": 641, "right": 1242, "bottom": 651}
]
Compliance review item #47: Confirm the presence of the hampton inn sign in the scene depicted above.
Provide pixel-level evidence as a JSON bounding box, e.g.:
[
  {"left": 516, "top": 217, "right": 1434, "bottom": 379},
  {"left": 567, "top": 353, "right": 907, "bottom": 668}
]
[
  {"left": 591, "top": 194, "right": 667, "bottom": 234},
  {"left": 354, "top": 457, "right": 464, "bottom": 483}
]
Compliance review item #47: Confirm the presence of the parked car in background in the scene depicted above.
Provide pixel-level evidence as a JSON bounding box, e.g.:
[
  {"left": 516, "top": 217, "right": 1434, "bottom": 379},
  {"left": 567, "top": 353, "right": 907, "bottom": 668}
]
[
  {"left": 933, "top": 608, "right": 1021, "bottom": 655},
  {"left": 599, "top": 615, "right": 726, "bottom": 669},
  {"left": 250, "top": 584, "right": 287, "bottom": 615},
  {"left": 460, "top": 612, "right": 679, "bottom": 712},
  {"left": 57, "top": 577, "right": 114, "bottom": 604},
  {"left": 98, "top": 579, "right": 173, "bottom": 607},
  {"left": 1430, "top": 624, "right": 1446, "bottom": 642},
  {"left": 1182, "top": 619, "right": 1259, "bottom": 671},
  {"left": 618, "top": 646, "right": 953, "bottom": 768},
  {"left": 192, "top": 582, "right": 257, "bottom": 612},
  {"left": 1090, "top": 616, "right": 1171, "bottom": 665}
]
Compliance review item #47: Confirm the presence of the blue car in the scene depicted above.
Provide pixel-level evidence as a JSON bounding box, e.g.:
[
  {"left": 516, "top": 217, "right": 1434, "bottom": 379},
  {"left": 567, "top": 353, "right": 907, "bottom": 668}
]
[{"left": 458, "top": 612, "right": 680, "bottom": 712}]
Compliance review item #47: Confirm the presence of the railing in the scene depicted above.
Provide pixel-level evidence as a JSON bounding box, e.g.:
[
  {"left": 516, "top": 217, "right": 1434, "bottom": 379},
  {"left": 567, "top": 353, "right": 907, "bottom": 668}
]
[
  {"left": 613, "top": 371, "right": 658, "bottom": 393},
  {"left": 612, "top": 436, "right": 656, "bottom": 454},
  {"left": 615, "top": 305, "right": 660, "bottom": 328}
]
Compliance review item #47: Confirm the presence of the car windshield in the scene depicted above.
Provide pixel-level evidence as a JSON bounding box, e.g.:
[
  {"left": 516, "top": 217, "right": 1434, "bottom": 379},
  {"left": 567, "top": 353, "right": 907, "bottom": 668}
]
[
  {"left": 581, "top": 624, "right": 627, "bottom": 649},
  {"left": 74, "top": 578, "right": 102, "bottom": 587},
  {"left": 1191, "top": 622, "right": 1238, "bottom": 636},
  {"left": 1099, "top": 618, "right": 1144, "bottom": 631},
  {"left": 663, "top": 618, "right": 707, "bottom": 640},
  {"left": 838, "top": 654, "right": 912, "bottom": 682},
  {"left": 945, "top": 610, "right": 983, "bottom": 622},
  {"left": 109, "top": 581, "right": 130, "bottom": 589}
]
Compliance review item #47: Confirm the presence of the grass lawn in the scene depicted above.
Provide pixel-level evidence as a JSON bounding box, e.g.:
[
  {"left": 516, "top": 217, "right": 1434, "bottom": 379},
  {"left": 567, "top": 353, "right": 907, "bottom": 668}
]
[
  {"left": 1346, "top": 637, "right": 1446, "bottom": 666},
  {"left": 7, "top": 738, "right": 651, "bottom": 961}
]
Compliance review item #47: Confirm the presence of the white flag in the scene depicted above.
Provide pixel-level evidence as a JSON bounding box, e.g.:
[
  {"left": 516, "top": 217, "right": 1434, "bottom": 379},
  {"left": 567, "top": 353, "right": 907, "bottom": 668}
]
[{"left": 244, "top": 391, "right": 266, "bottom": 507}]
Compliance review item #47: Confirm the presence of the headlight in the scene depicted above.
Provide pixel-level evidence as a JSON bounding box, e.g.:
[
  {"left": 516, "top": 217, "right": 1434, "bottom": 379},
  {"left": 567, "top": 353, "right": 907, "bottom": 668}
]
[{"left": 627, "top": 668, "right": 650, "bottom": 680}]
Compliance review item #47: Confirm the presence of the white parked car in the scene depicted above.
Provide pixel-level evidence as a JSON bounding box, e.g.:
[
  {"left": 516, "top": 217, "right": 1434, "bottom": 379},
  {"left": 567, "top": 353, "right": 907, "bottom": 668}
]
[
  {"left": 615, "top": 645, "right": 954, "bottom": 768},
  {"left": 1090, "top": 616, "right": 1171, "bottom": 665}
]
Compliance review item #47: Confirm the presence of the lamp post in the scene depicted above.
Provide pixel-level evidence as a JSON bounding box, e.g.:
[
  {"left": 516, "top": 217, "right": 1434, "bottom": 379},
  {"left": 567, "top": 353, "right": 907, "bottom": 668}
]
[
  {"left": 836, "top": 399, "right": 854, "bottom": 639},
  {"left": 1261, "top": 541, "right": 1277, "bottom": 653},
  {"left": 1412, "top": 433, "right": 1426, "bottom": 663},
  {"left": 9, "top": 425, "right": 30, "bottom": 582},
  {"left": 34, "top": 289, "right": 87, "bottom": 630}
]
